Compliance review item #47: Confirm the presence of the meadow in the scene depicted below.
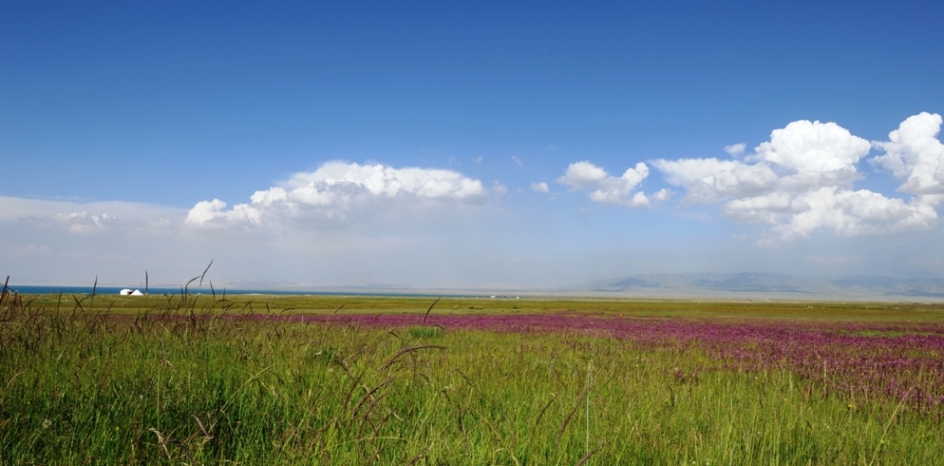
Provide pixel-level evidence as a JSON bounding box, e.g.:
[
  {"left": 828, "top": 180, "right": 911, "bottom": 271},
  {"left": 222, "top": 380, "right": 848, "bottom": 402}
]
[{"left": 2, "top": 289, "right": 944, "bottom": 465}]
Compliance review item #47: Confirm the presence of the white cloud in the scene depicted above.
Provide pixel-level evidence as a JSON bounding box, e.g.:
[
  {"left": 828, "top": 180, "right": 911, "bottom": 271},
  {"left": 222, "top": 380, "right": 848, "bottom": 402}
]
[
  {"left": 186, "top": 199, "right": 232, "bottom": 225},
  {"left": 654, "top": 115, "right": 943, "bottom": 240},
  {"left": 627, "top": 192, "right": 649, "bottom": 207},
  {"left": 724, "top": 143, "right": 746, "bottom": 156},
  {"left": 530, "top": 182, "right": 549, "bottom": 193},
  {"left": 186, "top": 161, "right": 490, "bottom": 228},
  {"left": 872, "top": 112, "right": 944, "bottom": 195},
  {"left": 557, "top": 161, "right": 650, "bottom": 207},
  {"left": 511, "top": 156, "right": 523, "bottom": 167},
  {"left": 558, "top": 161, "right": 609, "bottom": 189}
]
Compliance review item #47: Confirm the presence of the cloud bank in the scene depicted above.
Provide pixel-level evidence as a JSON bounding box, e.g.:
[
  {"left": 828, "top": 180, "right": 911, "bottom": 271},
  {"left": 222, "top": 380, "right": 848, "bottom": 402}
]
[
  {"left": 5, "top": 114, "right": 944, "bottom": 288},
  {"left": 0, "top": 196, "right": 180, "bottom": 235},
  {"left": 186, "top": 161, "right": 492, "bottom": 228},
  {"left": 652, "top": 113, "right": 944, "bottom": 240}
]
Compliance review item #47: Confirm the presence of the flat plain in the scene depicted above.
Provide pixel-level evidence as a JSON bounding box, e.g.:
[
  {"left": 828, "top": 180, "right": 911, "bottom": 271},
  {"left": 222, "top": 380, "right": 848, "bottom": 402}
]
[{"left": 2, "top": 292, "right": 944, "bottom": 465}]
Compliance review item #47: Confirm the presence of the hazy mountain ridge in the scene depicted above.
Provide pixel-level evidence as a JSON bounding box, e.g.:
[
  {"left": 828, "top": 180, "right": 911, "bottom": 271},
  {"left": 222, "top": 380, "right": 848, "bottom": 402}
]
[{"left": 37, "top": 273, "right": 942, "bottom": 301}]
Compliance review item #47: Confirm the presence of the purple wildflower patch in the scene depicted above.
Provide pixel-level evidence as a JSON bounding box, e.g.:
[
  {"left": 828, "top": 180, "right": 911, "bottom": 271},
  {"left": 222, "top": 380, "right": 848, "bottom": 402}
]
[{"left": 202, "top": 312, "right": 944, "bottom": 410}]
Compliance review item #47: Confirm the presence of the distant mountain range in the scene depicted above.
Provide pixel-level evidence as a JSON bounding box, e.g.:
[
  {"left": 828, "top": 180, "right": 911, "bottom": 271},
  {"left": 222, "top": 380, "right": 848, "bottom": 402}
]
[{"left": 582, "top": 273, "right": 944, "bottom": 300}]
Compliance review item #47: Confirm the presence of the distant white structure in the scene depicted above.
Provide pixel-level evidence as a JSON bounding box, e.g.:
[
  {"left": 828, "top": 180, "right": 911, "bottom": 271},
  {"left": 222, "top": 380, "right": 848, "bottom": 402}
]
[
  {"left": 130, "top": 289, "right": 144, "bottom": 296},
  {"left": 119, "top": 289, "right": 145, "bottom": 296}
]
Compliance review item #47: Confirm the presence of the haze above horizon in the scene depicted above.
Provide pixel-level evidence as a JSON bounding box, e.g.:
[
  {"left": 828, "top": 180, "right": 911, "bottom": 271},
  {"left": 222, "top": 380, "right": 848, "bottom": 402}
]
[{"left": 3, "top": 1, "right": 944, "bottom": 289}]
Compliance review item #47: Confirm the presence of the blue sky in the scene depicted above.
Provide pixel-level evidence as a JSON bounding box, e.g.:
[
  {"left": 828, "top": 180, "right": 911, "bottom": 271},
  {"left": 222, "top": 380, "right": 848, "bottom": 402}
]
[{"left": 3, "top": 1, "right": 944, "bottom": 289}]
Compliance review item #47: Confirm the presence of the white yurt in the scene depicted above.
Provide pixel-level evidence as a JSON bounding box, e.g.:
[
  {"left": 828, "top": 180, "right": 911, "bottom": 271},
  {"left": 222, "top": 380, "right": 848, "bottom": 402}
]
[{"left": 119, "top": 289, "right": 134, "bottom": 296}]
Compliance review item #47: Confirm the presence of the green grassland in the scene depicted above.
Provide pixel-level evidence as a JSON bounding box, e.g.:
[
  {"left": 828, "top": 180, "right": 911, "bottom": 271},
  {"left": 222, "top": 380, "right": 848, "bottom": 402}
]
[
  {"left": 2, "top": 293, "right": 944, "bottom": 465},
  {"left": 18, "top": 292, "right": 944, "bottom": 321}
]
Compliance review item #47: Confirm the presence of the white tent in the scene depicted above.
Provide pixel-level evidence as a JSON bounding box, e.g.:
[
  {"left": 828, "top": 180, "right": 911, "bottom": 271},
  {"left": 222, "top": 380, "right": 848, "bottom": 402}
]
[
  {"left": 119, "top": 289, "right": 133, "bottom": 296},
  {"left": 130, "top": 289, "right": 144, "bottom": 296}
]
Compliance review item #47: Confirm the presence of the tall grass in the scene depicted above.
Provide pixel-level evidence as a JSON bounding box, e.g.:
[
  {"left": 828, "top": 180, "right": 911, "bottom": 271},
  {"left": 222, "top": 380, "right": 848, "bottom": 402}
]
[{"left": 1, "top": 292, "right": 943, "bottom": 464}]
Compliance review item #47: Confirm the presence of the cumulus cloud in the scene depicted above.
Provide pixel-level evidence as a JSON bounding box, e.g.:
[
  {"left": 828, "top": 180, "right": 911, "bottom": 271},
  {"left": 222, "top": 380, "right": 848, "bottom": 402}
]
[
  {"left": 872, "top": 112, "right": 944, "bottom": 195},
  {"left": 753, "top": 120, "right": 871, "bottom": 174},
  {"left": 654, "top": 115, "right": 944, "bottom": 240},
  {"left": 186, "top": 161, "right": 490, "bottom": 228},
  {"left": 557, "top": 161, "right": 650, "bottom": 207},
  {"left": 530, "top": 182, "right": 549, "bottom": 193}
]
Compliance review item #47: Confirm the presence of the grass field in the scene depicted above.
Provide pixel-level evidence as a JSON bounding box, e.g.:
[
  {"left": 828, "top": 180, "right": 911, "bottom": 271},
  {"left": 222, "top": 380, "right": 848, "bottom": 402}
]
[{"left": 2, "top": 290, "right": 944, "bottom": 464}]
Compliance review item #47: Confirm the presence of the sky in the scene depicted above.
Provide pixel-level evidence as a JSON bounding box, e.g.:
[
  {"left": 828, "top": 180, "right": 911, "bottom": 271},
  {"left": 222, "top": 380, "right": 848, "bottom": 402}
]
[{"left": 3, "top": 1, "right": 944, "bottom": 289}]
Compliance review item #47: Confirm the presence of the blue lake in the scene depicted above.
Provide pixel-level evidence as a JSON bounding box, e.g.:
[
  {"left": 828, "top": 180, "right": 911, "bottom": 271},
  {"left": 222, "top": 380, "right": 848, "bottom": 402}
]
[{"left": 3, "top": 285, "right": 453, "bottom": 298}]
